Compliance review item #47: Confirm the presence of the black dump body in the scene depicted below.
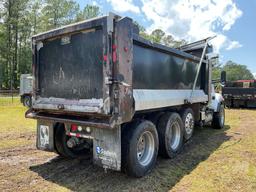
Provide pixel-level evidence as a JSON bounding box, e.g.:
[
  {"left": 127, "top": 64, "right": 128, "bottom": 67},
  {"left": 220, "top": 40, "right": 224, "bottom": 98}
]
[
  {"left": 133, "top": 38, "right": 203, "bottom": 90},
  {"left": 27, "top": 14, "right": 211, "bottom": 128},
  {"left": 222, "top": 80, "right": 256, "bottom": 108},
  {"left": 39, "top": 28, "right": 103, "bottom": 100}
]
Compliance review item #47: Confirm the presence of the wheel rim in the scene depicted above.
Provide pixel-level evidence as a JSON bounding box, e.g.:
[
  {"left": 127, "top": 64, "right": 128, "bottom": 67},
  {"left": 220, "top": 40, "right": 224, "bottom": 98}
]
[
  {"left": 169, "top": 121, "right": 181, "bottom": 150},
  {"left": 25, "top": 98, "right": 30, "bottom": 107},
  {"left": 65, "top": 135, "right": 86, "bottom": 153},
  {"left": 137, "top": 131, "right": 155, "bottom": 166},
  {"left": 220, "top": 106, "right": 225, "bottom": 126},
  {"left": 184, "top": 113, "right": 194, "bottom": 135}
]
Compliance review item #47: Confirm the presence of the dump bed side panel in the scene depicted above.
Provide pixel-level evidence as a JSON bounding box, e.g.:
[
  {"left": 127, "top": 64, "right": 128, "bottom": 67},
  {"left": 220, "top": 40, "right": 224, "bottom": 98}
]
[
  {"left": 133, "top": 44, "right": 200, "bottom": 90},
  {"left": 132, "top": 36, "right": 210, "bottom": 112}
]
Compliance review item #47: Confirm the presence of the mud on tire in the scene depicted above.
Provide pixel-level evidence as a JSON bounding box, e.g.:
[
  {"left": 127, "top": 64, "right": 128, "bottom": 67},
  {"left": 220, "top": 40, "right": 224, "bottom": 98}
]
[{"left": 121, "top": 120, "right": 159, "bottom": 177}]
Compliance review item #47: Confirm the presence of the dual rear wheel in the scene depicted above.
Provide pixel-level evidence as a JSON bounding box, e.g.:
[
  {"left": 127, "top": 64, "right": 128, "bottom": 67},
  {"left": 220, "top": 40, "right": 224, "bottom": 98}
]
[
  {"left": 54, "top": 110, "right": 195, "bottom": 177},
  {"left": 122, "top": 111, "right": 190, "bottom": 177},
  {"left": 53, "top": 106, "right": 223, "bottom": 177}
]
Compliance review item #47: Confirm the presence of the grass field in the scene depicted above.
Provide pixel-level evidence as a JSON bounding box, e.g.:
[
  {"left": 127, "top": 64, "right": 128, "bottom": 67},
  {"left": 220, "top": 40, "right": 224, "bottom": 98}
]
[
  {"left": 0, "top": 98, "right": 35, "bottom": 149},
  {"left": 0, "top": 97, "right": 256, "bottom": 192}
]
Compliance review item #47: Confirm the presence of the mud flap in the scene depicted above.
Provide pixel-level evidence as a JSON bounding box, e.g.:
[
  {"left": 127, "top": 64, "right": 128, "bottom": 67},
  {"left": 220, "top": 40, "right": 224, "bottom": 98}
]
[
  {"left": 92, "top": 126, "right": 121, "bottom": 171},
  {"left": 36, "top": 120, "right": 55, "bottom": 152}
]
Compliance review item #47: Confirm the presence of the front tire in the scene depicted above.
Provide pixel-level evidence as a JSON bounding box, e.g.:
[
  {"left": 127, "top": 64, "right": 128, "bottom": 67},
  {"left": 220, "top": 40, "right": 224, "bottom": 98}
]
[
  {"left": 122, "top": 120, "right": 159, "bottom": 177},
  {"left": 180, "top": 108, "right": 194, "bottom": 141},
  {"left": 212, "top": 104, "right": 225, "bottom": 129},
  {"left": 157, "top": 112, "right": 184, "bottom": 158}
]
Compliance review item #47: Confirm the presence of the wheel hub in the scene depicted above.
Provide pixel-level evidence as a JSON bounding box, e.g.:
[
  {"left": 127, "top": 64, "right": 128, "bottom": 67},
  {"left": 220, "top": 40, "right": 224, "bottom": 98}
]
[
  {"left": 137, "top": 137, "right": 146, "bottom": 159},
  {"left": 185, "top": 113, "right": 194, "bottom": 135},
  {"left": 67, "top": 137, "right": 79, "bottom": 148},
  {"left": 137, "top": 131, "right": 155, "bottom": 166},
  {"left": 169, "top": 121, "right": 181, "bottom": 150}
]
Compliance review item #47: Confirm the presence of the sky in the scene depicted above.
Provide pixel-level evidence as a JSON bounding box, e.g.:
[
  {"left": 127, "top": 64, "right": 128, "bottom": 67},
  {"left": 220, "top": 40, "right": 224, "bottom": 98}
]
[{"left": 76, "top": 0, "right": 256, "bottom": 76}]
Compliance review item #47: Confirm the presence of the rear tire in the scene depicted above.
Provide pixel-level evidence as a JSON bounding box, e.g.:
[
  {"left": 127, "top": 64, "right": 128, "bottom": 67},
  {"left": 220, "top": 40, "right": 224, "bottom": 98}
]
[
  {"left": 212, "top": 104, "right": 225, "bottom": 129},
  {"left": 157, "top": 112, "right": 184, "bottom": 158},
  {"left": 180, "top": 108, "right": 194, "bottom": 141},
  {"left": 121, "top": 120, "right": 159, "bottom": 177},
  {"left": 55, "top": 124, "right": 87, "bottom": 158}
]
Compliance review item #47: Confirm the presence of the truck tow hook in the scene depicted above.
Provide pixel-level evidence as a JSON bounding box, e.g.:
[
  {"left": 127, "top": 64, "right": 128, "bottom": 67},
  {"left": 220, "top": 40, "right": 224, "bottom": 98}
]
[{"left": 57, "top": 104, "right": 65, "bottom": 110}]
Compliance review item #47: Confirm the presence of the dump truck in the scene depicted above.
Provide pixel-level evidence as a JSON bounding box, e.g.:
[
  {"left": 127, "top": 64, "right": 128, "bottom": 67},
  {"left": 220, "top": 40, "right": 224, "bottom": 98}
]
[
  {"left": 20, "top": 74, "right": 33, "bottom": 107},
  {"left": 222, "top": 77, "right": 256, "bottom": 108},
  {"left": 26, "top": 13, "right": 225, "bottom": 177}
]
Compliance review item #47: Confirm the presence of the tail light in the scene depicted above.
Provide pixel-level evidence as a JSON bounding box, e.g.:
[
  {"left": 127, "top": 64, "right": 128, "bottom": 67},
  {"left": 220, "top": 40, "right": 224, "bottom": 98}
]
[{"left": 71, "top": 124, "right": 78, "bottom": 131}]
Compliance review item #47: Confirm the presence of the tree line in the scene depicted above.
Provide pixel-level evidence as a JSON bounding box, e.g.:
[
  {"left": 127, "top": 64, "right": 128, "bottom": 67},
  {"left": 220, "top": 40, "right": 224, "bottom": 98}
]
[
  {"left": 212, "top": 61, "right": 254, "bottom": 81},
  {"left": 0, "top": 0, "right": 254, "bottom": 89},
  {"left": 0, "top": 0, "right": 100, "bottom": 89}
]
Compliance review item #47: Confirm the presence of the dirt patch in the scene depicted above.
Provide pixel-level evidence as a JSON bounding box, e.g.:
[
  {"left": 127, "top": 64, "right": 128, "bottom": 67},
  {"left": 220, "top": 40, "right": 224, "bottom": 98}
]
[{"left": 0, "top": 109, "right": 256, "bottom": 192}]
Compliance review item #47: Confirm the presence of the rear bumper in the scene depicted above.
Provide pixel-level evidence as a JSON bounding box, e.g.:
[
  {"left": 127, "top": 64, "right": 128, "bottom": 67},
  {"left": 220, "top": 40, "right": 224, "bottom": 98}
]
[{"left": 26, "top": 109, "right": 114, "bottom": 129}]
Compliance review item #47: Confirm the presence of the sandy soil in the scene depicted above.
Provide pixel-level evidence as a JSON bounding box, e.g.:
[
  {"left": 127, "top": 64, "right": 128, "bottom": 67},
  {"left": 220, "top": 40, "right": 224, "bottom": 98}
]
[{"left": 0, "top": 109, "right": 256, "bottom": 192}]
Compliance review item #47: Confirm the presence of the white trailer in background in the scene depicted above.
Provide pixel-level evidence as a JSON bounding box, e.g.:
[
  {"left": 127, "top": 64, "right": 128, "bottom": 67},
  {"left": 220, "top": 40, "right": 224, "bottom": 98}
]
[{"left": 20, "top": 74, "right": 32, "bottom": 107}]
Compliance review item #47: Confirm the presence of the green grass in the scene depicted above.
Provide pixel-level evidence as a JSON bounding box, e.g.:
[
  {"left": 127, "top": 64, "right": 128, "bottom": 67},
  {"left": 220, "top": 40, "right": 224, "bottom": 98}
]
[
  {"left": 0, "top": 97, "right": 36, "bottom": 149},
  {"left": 171, "top": 109, "right": 256, "bottom": 192},
  {"left": 0, "top": 97, "right": 20, "bottom": 106}
]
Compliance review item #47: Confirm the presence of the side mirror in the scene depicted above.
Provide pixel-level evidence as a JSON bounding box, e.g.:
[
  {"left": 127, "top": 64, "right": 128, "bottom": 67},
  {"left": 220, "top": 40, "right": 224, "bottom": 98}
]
[
  {"left": 221, "top": 71, "right": 226, "bottom": 84},
  {"left": 208, "top": 54, "right": 219, "bottom": 66}
]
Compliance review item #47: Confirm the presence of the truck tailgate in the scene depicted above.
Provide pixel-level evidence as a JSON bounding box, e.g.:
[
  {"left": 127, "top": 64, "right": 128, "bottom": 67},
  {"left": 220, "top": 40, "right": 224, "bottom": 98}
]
[
  {"left": 39, "top": 29, "right": 103, "bottom": 99},
  {"left": 33, "top": 23, "right": 108, "bottom": 114}
]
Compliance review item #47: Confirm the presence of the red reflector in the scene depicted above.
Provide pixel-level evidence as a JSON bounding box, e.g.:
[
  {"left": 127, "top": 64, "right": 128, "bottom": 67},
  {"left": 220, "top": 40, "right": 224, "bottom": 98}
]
[
  {"left": 112, "top": 44, "right": 117, "bottom": 50},
  {"left": 113, "top": 51, "right": 117, "bottom": 63},
  {"left": 71, "top": 124, "right": 78, "bottom": 131},
  {"left": 103, "top": 55, "right": 108, "bottom": 62}
]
